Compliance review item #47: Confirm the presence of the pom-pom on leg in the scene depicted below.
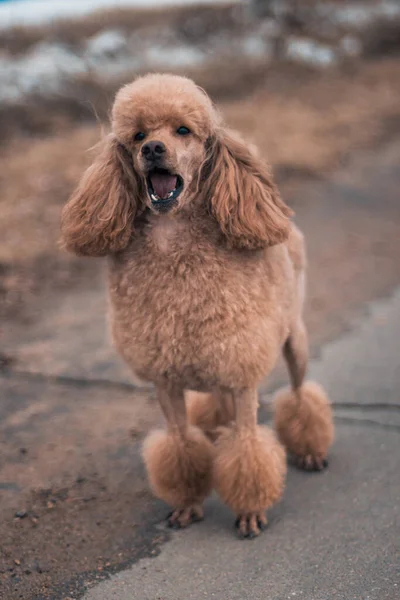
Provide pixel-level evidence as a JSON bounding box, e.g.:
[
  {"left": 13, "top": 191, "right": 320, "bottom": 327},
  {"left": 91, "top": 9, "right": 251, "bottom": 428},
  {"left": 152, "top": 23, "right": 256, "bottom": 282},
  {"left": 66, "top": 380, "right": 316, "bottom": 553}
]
[
  {"left": 213, "top": 388, "right": 286, "bottom": 539},
  {"left": 142, "top": 426, "right": 214, "bottom": 528},
  {"left": 273, "top": 381, "right": 334, "bottom": 471},
  {"left": 214, "top": 425, "right": 286, "bottom": 538}
]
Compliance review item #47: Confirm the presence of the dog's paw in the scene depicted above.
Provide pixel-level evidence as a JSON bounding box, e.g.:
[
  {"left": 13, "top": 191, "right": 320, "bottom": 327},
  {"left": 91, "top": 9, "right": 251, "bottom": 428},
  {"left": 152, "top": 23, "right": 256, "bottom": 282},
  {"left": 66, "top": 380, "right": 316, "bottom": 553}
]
[
  {"left": 293, "top": 454, "right": 328, "bottom": 472},
  {"left": 235, "top": 512, "right": 268, "bottom": 540},
  {"left": 167, "top": 504, "right": 204, "bottom": 529}
]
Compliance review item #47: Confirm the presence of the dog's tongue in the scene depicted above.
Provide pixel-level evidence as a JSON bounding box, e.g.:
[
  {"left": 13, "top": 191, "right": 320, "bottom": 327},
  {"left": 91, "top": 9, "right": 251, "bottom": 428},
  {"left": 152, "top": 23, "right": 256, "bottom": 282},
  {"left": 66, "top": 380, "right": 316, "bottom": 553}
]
[{"left": 150, "top": 172, "right": 177, "bottom": 199}]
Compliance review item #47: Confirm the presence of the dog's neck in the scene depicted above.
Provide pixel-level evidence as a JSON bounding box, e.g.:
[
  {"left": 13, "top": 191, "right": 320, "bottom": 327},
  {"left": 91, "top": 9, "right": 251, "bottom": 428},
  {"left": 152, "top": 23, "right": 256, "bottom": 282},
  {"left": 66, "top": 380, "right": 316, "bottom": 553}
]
[
  {"left": 142, "top": 206, "right": 220, "bottom": 255},
  {"left": 146, "top": 212, "right": 188, "bottom": 254}
]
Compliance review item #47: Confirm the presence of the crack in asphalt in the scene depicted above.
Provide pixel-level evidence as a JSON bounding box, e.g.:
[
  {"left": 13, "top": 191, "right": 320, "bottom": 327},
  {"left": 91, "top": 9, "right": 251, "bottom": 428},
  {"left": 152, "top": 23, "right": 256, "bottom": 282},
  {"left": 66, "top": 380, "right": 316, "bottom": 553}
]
[
  {"left": 1, "top": 368, "right": 399, "bottom": 434},
  {"left": 333, "top": 415, "right": 400, "bottom": 432},
  {"left": 331, "top": 402, "right": 400, "bottom": 411},
  {"left": 0, "top": 367, "right": 148, "bottom": 393}
]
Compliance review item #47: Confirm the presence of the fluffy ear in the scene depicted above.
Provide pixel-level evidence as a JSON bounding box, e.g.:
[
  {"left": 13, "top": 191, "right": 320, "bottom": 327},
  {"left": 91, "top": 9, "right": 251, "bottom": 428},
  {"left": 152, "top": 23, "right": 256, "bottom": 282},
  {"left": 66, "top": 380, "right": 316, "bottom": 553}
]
[
  {"left": 61, "top": 134, "right": 143, "bottom": 256},
  {"left": 201, "top": 129, "right": 293, "bottom": 250}
]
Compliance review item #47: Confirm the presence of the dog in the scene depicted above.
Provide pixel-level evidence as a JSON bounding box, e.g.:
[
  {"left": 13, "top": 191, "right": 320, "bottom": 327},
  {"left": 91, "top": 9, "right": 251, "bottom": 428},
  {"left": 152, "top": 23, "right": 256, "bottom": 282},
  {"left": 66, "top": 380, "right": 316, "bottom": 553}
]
[{"left": 61, "top": 74, "right": 334, "bottom": 539}]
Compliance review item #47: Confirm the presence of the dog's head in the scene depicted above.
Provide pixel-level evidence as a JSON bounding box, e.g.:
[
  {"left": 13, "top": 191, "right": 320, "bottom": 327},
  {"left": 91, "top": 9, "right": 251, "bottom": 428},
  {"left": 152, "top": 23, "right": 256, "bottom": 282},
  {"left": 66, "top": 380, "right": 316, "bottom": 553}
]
[
  {"left": 112, "top": 74, "right": 217, "bottom": 216},
  {"left": 61, "top": 74, "right": 292, "bottom": 255}
]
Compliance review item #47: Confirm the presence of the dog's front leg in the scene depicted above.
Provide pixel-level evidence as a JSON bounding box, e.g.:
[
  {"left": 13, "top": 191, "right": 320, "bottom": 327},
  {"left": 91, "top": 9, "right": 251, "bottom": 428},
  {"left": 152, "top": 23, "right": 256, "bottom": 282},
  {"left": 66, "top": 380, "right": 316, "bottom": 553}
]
[
  {"left": 213, "top": 387, "right": 287, "bottom": 539},
  {"left": 142, "top": 383, "right": 214, "bottom": 529}
]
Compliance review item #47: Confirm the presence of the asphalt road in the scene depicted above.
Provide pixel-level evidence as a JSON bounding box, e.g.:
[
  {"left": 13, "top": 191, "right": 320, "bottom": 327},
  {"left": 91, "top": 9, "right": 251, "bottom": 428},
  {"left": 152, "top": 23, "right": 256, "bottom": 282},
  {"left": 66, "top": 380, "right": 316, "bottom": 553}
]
[{"left": 82, "top": 289, "right": 400, "bottom": 600}]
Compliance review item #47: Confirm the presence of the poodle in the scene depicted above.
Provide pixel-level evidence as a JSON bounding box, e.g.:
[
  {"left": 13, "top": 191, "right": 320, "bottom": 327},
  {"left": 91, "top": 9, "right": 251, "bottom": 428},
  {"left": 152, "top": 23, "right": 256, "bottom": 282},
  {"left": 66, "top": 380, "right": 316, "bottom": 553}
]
[{"left": 61, "top": 74, "right": 334, "bottom": 539}]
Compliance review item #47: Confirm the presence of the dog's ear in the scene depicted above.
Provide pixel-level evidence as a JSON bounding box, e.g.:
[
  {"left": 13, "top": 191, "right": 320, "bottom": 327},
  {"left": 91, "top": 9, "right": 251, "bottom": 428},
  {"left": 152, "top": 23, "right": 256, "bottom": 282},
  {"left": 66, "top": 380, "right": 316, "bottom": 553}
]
[
  {"left": 61, "top": 134, "right": 143, "bottom": 256},
  {"left": 200, "top": 129, "right": 293, "bottom": 250}
]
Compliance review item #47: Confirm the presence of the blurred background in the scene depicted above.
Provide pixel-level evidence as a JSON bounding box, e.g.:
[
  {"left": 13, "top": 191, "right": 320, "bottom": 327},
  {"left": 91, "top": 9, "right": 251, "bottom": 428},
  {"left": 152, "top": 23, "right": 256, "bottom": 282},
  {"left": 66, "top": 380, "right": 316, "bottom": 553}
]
[{"left": 1, "top": 1, "right": 400, "bottom": 598}]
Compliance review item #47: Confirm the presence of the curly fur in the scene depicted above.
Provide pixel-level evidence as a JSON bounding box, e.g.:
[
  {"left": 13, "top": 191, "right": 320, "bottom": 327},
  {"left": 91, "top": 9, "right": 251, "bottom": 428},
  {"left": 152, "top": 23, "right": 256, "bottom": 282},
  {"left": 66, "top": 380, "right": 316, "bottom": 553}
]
[
  {"left": 61, "top": 73, "right": 334, "bottom": 531},
  {"left": 273, "top": 381, "right": 334, "bottom": 459},
  {"left": 142, "top": 426, "right": 214, "bottom": 507},
  {"left": 61, "top": 135, "right": 144, "bottom": 256},
  {"left": 186, "top": 392, "right": 220, "bottom": 436},
  {"left": 213, "top": 426, "right": 286, "bottom": 514},
  {"left": 186, "top": 391, "right": 235, "bottom": 440},
  {"left": 201, "top": 129, "right": 293, "bottom": 249}
]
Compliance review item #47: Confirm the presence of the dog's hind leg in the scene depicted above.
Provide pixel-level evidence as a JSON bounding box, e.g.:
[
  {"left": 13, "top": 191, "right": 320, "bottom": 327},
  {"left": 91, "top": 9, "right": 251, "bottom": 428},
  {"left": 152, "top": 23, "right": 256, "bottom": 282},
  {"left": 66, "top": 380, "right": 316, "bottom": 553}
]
[
  {"left": 142, "top": 384, "right": 214, "bottom": 529},
  {"left": 283, "top": 319, "right": 308, "bottom": 390},
  {"left": 213, "top": 388, "right": 286, "bottom": 539},
  {"left": 273, "top": 319, "right": 334, "bottom": 471},
  {"left": 186, "top": 390, "right": 235, "bottom": 441}
]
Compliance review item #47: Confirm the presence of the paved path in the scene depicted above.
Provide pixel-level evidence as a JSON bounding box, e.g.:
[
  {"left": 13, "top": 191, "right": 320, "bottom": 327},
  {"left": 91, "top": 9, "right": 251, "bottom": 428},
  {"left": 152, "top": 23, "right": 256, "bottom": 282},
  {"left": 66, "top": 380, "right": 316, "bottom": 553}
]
[{"left": 83, "top": 289, "right": 400, "bottom": 600}]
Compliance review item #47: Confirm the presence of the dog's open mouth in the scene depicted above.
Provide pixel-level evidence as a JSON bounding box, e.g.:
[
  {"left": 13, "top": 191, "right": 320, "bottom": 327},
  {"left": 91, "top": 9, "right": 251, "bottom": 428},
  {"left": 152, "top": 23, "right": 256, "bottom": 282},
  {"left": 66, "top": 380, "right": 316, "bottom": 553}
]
[{"left": 146, "top": 168, "right": 183, "bottom": 209}]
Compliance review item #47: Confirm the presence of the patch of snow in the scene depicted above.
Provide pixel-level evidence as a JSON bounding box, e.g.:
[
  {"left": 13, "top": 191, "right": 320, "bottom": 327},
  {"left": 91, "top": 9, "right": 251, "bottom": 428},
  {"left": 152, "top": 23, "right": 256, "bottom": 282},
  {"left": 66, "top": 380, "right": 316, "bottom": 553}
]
[
  {"left": 86, "top": 30, "right": 128, "bottom": 59},
  {"left": 85, "top": 52, "right": 142, "bottom": 79},
  {"left": 380, "top": 0, "right": 400, "bottom": 18},
  {"left": 333, "top": 4, "right": 373, "bottom": 27},
  {"left": 241, "top": 35, "right": 272, "bottom": 59},
  {"left": 286, "top": 38, "right": 337, "bottom": 68},
  {"left": 0, "top": 34, "right": 210, "bottom": 102},
  {"left": 143, "top": 44, "right": 205, "bottom": 69},
  {"left": 0, "top": 0, "right": 241, "bottom": 29},
  {"left": 258, "top": 18, "right": 282, "bottom": 39},
  {"left": 332, "top": 1, "right": 400, "bottom": 28},
  {"left": 340, "top": 35, "right": 362, "bottom": 58},
  {"left": 0, "top": 42, "right": 87, "bottom": 101}
]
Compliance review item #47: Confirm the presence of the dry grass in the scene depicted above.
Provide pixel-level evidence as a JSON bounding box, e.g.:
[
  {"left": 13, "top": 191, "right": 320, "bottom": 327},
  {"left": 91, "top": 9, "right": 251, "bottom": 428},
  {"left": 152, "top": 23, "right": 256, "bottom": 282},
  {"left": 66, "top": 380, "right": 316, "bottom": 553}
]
[
  {"left": 225, "top": 58, "right": 400, "bottom": 173},
  {"left": 0, "top": 126, "right": 101, "bottom": 319}
]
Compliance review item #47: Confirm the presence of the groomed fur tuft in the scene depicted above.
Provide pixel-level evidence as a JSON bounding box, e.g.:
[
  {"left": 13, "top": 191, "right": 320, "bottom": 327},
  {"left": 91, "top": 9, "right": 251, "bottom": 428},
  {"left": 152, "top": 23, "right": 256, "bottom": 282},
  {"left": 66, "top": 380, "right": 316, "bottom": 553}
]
[
  {"left": 186, "top": 391, "right": 234, "bottom": 440},
  {"left": 213, "top": 425, "right": 286, "bottom": 514},
  {"left": 61, "top": 134, "right": 143, "bottom": 256},
  {"left": 186, "top": 392, "right": 219, "bottom": 438},
  {"left": 273, "top": 381, "right": 334, "bottom": 459},
  {"left": 142, "top": 426, "right": 214, "bottom": 508},
  {"left": 201, "top": 129, "right": 293, "bottom": 250}
]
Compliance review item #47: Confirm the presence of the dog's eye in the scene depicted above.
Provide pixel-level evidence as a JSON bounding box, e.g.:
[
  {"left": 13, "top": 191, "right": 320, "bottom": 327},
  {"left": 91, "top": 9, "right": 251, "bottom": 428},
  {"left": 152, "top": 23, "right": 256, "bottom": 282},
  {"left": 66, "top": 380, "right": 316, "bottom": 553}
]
[
  {"left": 176, "top": 126, "right": 190, "bottom": 136},
  {"left": 134, "top": 132, "right": 146, "bottom": 141}
]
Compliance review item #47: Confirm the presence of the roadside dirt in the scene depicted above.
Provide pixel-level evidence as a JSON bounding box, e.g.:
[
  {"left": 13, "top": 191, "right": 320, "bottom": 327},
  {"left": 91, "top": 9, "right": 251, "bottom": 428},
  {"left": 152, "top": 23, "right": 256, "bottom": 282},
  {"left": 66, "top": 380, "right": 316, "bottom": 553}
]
[
  {"left": 0, "top": 376, "right": 169, "bottom": 600},
  {"left": 1, "top": 56, "right": 400, "bottom": 600}
]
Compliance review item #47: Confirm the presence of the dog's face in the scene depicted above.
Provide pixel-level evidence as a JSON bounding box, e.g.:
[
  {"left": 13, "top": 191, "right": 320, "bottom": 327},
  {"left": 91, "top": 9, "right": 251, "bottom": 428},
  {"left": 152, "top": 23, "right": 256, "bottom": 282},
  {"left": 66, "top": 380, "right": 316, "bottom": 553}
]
[
  {"left": 112, "top": 74, "right": 219, "bottom": 214},
  {"left": 133, "top": 122, "right": 204, "bottom": 215}
]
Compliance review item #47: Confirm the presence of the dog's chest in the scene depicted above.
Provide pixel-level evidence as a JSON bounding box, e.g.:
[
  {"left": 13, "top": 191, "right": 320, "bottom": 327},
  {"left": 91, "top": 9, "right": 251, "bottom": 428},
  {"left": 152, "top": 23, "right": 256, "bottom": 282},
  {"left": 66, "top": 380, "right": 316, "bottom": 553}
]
[
  {"left": 107, "top": 223, "right": 292, "bottom": 385},
  {"left": 109, "top": 225, "right": 236, "bottom": 324},
  {"left": 109, "top": 222, "right": 267, "bottom": 339}
]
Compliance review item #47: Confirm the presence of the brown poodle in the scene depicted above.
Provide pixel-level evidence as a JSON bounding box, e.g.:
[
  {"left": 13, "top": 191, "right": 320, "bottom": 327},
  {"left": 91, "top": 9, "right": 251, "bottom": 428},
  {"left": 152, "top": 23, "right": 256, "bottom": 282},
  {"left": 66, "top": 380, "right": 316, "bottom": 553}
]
[{"left": 61, "top": 74, "right": 334, "bottom": 539}]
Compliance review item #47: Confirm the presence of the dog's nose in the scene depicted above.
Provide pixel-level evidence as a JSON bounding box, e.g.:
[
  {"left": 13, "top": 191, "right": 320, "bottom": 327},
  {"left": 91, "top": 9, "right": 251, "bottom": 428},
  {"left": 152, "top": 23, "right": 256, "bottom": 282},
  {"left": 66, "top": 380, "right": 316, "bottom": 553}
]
[{"left": 141, "top": 140, "right": 166, "bottom": 161}]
